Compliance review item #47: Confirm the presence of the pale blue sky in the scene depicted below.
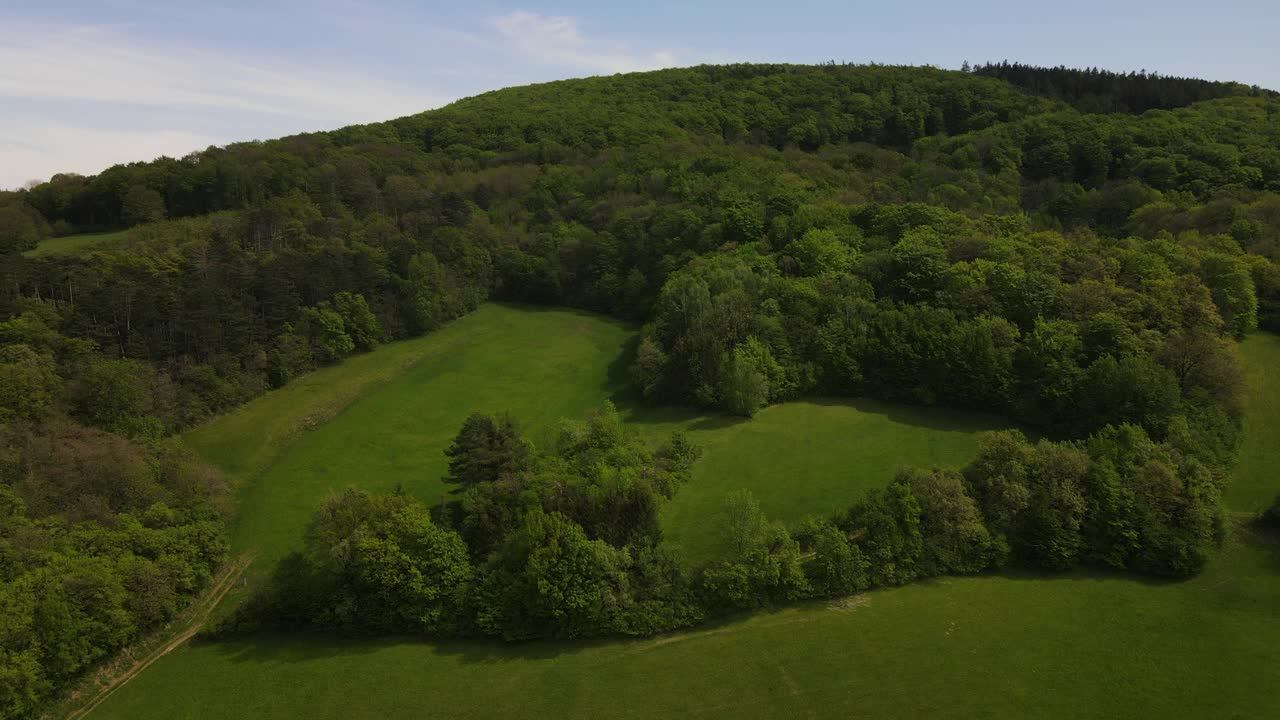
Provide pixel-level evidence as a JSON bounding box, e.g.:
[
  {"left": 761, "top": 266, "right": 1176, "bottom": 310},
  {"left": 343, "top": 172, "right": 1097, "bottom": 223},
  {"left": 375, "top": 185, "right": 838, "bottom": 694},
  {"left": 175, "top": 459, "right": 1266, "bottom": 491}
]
[{"left": 2, "top": 0, "right": 1277, "bottom": 188}]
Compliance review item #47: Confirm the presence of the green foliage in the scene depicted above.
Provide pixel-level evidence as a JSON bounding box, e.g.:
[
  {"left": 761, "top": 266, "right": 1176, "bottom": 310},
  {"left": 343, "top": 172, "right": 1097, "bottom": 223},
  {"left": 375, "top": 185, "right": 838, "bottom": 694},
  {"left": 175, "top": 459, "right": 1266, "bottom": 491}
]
[
  {"left": 0, "top": 424, "right": 228, "bottom": 719},
  {"left": 120, "top": 185, "right": 166, "bottom": 227},
  {"left": 720, "top": 337, "right": 776, "bottom": 417},
  {"left": 229, "top": 402, "right": 703, "bottom": 642},
  {"left": 786, "top": 228, "right": 857, "bottom": 275},
  {"left": 898, "top": 467, "right": 1003, "bottom": 574},
  {"left": 0, "top": 202, "right": 48, "bottom": 254},
  {"left": 838, "top": 481, "right": 924, "bottom": 586},
  {"left": 961, "top": 425, "right": 1221, "bottom": 577},
  {"left": 301, "top": 305, "right": 355, "bottom": 363},
  {"left": 330, "top": 292, "right": 382, "bottom": 351},
  {"left": 444, "top": 412, "right": 530, "bottom": 487},
  {"left": 475, "top": 509, "right": 627, "bottom": 640},
  {"left": 71, "top": 358, "right": 162, "bottom": 438},
  {"left": 702, "top": 490, "right": 809, "bottom": 609},
  {"left": 1199, "top": 252, "right": 1259, "bottom": 338},
  {"left": 971, "top": 61, "right": 1274, "bottom": 114},
  {"left": 0, "top": 345, "right": 60, "bottom": 422},
  {"left": 801, "top": 519, "right": 870, "bottom": 597},
  {"left": 307, "top": 490, "right": 471, "bottom": 633}
]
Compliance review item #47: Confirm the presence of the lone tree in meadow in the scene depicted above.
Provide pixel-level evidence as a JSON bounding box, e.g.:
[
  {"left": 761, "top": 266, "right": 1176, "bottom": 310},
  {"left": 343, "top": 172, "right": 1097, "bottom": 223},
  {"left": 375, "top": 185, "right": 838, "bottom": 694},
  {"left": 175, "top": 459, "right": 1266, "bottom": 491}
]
[{"left": 444, "top": 412, "right": 530, "bottom": 487}]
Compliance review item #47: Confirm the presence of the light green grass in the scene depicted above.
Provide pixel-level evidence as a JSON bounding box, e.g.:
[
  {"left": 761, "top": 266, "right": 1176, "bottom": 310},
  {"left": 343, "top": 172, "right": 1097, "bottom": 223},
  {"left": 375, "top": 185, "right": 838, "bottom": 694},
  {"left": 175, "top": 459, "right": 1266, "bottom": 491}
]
[
  {"left": 632, "top": 400, "right": 1009, "bottom": 563},
  {"left": 188, "top": 304, "right": 635, "bottom": 577},
  {"left": 23, "top": 229, "right": 131, "bottom": 257},
  {"left": 89, "top": 315, "right": 1280, "bottom": 719},
  {"left": 91, "top": 523, "right": 1280, "bottom": 720},
  {"left": 1233, "top": 332, "right": 1280, "bottom": 513},
  {"left": 189, "top": 304, "right": 1003, "bottom": 576}
]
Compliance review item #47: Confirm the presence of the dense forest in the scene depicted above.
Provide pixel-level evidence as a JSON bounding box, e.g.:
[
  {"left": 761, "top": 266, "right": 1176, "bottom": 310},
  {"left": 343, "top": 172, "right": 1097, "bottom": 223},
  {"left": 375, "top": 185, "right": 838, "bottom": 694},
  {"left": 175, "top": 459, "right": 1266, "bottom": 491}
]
[
  {"left": 970, "top": 61, "right": 1277, "bottom": 114},
  {"left": 3, "top": 63, "right": 1280, "bottom": 717}
]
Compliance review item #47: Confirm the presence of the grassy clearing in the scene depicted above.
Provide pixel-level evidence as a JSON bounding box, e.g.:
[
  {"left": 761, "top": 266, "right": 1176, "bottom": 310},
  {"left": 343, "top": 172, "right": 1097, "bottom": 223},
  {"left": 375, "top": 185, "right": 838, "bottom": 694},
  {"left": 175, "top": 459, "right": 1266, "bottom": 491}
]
[
  {"left": 630, "top": 400, "right": 1009, "bottom": 563},
  {"left": 189, "top": 304, "right": 635, "bottom": 580},
  {"left": 1233, "top": 332, "right": 1280, "bottom": 513},
  {"left": 187, "top": 303, "right": 1003, "bottom": 577},
  {"left": 23, "top": 229, "right": 132, "bottom": 257}
]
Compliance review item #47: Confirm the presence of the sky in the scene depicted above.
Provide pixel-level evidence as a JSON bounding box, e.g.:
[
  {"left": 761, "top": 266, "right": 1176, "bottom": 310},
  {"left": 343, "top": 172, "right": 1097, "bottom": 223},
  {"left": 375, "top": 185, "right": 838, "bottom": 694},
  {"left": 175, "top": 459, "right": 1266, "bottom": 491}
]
[{"left": 2, "top": 0, "right": 1278, "bottom": 189}]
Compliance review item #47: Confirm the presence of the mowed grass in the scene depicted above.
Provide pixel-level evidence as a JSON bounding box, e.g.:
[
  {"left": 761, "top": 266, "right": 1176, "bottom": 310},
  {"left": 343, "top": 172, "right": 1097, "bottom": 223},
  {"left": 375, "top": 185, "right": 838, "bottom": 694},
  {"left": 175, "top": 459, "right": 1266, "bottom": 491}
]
[
  {"left": 89, "top": 315, "right": 1280, "bottom": 719},
  {"left": 23, "top": 229, "right": 132, "bottom": 257},
  {"left": 187, "top": 302, "right": 1005, "bottom": 577},
  {"left": 172, "top": 297, "right": 1013, "bottom": 633},
  {"left": 1233, "top": 332, "right": 1280, "bottom": 513},
  {"left": 187, "top": 304, "right": 635, "bottom": 576},
  {"left": 632, "top": 400, "right": 1009, "bottom": 563},
  {"left": 92, "top": 524, "right": 1280, "bottom": 720}
]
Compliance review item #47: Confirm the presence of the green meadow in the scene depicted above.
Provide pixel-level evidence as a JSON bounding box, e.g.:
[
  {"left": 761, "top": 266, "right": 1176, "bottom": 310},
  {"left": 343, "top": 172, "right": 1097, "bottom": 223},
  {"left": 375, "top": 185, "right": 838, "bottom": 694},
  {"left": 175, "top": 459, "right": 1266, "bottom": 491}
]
[
  {"left": 641, "top": 400, "right": 1009, "bottom": 563},
  {"left": 1233, "top": 332, "right": 1280, "bottom": 513},
  {"left": 23, "top": 229, "right": 132, "bottom": 257},
  {"left": 185, "top": 303, "right": 1005, "bottom": 575},
  {"left": 90, "top": 527, "right": 1280, "bottom": 720},
  {"left": 88, "top": 307, "right": 1280, "bottom": 719}
]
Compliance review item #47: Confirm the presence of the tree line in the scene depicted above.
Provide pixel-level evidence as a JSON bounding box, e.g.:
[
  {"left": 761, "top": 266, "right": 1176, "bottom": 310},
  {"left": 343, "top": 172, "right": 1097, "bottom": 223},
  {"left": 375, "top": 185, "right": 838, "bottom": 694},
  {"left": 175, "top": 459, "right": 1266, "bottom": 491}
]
[
  {"left": 215, "top": 403, "right": 1223, "bottom": 643},
  {"left": 970, "top": 61, "right": 1276, "bottom": 114}
]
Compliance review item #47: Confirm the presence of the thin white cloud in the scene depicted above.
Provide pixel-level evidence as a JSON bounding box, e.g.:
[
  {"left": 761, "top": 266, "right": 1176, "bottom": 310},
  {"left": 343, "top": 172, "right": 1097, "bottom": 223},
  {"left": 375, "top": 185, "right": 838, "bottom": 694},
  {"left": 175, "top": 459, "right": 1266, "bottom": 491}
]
[
  {"left": 0, "top": 10, "right": 716, "bottom": 187},
  {"left": 1, "top": 121, "right": 222, "bottom": 189},
  {"left": 0, "top": 18, "right": 450, "bottom": 187},
  {"left": 0, "top": 21, "right": 442, "bottom": 121},
  {"left": 493, "top": 11, "right": 682, "bottom": 74}
]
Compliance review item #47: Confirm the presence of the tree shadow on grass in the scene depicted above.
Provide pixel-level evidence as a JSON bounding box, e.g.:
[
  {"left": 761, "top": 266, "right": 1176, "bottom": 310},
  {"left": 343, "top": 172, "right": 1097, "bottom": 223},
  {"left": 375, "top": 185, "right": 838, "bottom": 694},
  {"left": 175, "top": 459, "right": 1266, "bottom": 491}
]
[
  {"left": 976, "top": 564, "right": 1186, "bottom": 589},
  {"left": 203, "top": 552, "right": 1236, "bottom": 673},
  {"left": 603, "top": 333, "right": 641, "bottom": 407},
  {"left": 1237, "top": 521, "right": 1280, "bottom": 571},
  {"left": 204, "top": 628, "right": 631, "bottom": 668},
  {"left": 805, "top": 396, "right": 1018, "bottom": 435}
]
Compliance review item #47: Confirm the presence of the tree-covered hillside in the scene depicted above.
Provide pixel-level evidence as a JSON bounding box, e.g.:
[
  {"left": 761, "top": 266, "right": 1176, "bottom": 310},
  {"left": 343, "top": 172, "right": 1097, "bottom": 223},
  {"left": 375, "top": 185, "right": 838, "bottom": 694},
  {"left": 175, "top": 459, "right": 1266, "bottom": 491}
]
[
  {"left": 3, "top": 63, "right": 1280, "bottom": 718},
  {"left": 970, "top": 61, "right": 1276, "bottom": 114}
]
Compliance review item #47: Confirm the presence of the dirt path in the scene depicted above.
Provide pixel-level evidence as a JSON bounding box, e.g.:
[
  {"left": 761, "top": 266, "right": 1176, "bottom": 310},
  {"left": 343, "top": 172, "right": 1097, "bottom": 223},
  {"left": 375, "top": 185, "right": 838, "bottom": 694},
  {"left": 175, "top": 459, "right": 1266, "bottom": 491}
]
[{"left": 60, "top": 554, "right": 255, "bottom": 720}]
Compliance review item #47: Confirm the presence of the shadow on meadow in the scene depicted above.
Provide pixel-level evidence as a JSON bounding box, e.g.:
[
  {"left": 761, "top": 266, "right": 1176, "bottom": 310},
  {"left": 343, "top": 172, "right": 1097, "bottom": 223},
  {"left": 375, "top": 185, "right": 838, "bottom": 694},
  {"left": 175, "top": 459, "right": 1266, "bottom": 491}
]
[
  {"left": 201, "top": 628, "right": 632, "bottom": 667},
  {"left": 199, "top": 557, "right": 1228, "bottom": 672}
]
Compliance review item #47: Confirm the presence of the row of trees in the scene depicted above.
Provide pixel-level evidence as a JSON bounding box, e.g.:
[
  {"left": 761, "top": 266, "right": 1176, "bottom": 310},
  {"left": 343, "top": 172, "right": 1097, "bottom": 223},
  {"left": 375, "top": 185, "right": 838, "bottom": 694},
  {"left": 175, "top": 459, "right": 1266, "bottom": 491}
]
[
  {"left": 218, "top": 406, "right": 704, "bottom": 639},
  {"left": 970, "top": 61, "right": 1274, "bottom": 114},
  {"left": 634, "top": 215, "right": 1249, "bottom": 463},
  {"left": 220, "top": 405, "right": 1222, "bottom": 644}
]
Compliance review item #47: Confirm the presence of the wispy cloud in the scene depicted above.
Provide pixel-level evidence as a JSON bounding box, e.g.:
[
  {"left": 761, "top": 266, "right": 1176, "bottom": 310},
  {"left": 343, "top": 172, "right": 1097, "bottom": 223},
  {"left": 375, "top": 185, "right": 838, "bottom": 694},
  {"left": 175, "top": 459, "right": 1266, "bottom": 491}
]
[
  {"left": 492, "top": 11, "right": 682, "bottom": 74},
  {"left": 1, "top": 120, "right": 222, "bottom": 188},
  {"left": 0, "top": 21, "right": 442, "bottom": 122},
  {"left": 0, "top": 18, "right": 448, "bottom": 187},
  {"left": 0, "top": 8, "right": 714, "bottom": 188}
]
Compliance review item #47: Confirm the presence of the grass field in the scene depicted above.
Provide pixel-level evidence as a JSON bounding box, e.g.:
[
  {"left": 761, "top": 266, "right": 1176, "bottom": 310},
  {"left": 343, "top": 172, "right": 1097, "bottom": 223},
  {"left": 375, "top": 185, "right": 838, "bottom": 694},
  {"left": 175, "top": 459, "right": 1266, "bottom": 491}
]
[
  {"left": 188, "top": 303, "right": 1003, "bottom": 575},
  {"left": 91, "top": 524, "right": 1280, "bottom": 719},
  {"left": 87, "top": 314, "right": 1280, "bottom": 719},
  {"left": 23, "top": 229, "right": 132, "bottom": 257},
  {"left": 1233, "top": 332, "right": 1280, "bottom": 513},
  {"left": 187, "top": 304, "right": 636, "bottom": 579},
  {"left": 635, "top": 400, "right": 1009, "bottom": 563}
]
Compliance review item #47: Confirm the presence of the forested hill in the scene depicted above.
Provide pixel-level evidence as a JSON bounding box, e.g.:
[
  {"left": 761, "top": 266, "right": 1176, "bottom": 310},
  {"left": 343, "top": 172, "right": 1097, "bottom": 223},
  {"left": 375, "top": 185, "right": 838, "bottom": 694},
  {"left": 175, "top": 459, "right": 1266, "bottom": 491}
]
[
  {"left": 3, "top": 61, "right": 1279, "bottom": 428},
  {"left": 971, "top": 61, "right": 1276, "bottom": 114},
  {"left": 5, "top": 61, "right": 1280, "bottom": 717}
]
